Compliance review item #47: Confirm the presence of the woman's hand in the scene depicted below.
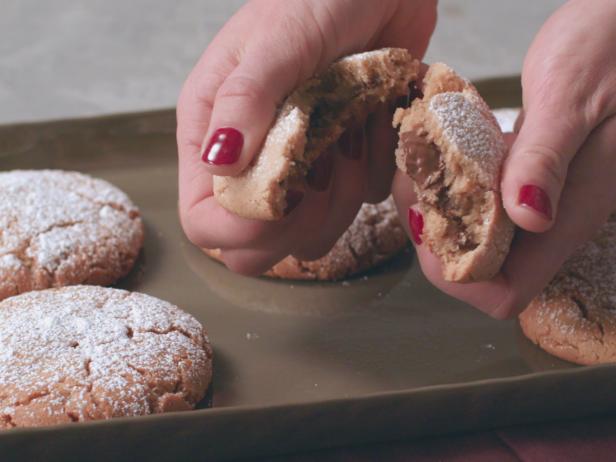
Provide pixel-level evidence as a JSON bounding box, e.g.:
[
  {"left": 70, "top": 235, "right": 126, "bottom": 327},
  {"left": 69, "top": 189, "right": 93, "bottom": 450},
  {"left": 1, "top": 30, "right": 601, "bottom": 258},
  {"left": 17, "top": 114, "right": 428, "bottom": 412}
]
[
  {"left": 395, "top": 0, "right": 616, "bottom": 319},
  {"left": 394, "top": 0, "right": 616, "bottom": 319},
  {"left": 177, "top": 0, "right": 436, "bottom": 275}
]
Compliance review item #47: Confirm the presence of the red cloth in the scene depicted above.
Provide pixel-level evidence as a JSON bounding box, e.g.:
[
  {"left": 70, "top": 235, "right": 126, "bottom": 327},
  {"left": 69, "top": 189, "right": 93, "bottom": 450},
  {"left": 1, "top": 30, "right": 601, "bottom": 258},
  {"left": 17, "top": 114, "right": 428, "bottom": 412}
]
[{"left": 254, "top": 416, "right": 616, "bottom": 462}]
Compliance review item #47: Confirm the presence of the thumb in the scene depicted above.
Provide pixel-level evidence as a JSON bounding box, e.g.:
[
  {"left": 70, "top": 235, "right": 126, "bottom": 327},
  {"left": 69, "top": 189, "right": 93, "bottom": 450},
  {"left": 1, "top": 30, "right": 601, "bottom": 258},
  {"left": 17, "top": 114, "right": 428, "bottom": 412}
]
[
  {"left": 501, "top": 100, "right": 591, "bottom": 233},
  {"left": 199, "top": 47, "right": 307, "bottom": 176}
]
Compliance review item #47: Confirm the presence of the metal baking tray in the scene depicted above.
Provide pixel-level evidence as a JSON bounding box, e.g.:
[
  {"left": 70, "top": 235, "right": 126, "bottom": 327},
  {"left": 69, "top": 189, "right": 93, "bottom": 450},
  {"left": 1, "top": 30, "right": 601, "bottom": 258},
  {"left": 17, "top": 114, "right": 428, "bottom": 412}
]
[{"left": 2, "top": 77, "right": 615, "bottom": 462}]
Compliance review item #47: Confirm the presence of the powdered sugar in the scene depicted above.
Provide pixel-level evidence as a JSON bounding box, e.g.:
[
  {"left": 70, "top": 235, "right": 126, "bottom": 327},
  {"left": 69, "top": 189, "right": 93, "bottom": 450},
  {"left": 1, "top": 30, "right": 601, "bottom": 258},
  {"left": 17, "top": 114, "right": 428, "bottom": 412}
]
[
  {"left": 0, "top": 170, "right": 143, "bottom": 299},
  {"left": 430, "top": 92, "right": 507, "bottom": 182},
  {"left": 0, "top": 286, "right": 212, "bottom": 428},
  {"left": 520, "top": 216, "right": 616, "bottom": 364}
]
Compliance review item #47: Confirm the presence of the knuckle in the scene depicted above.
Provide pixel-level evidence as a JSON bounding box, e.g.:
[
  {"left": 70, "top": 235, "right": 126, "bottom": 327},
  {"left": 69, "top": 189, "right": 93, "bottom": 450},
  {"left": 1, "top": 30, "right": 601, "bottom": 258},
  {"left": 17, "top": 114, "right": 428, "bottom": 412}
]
[
  {"left": 179, "top": 212, "right": 206, "bottom": 249},
  {"left": 587, "top": 74, "right": 616, "bottom": 124},
  {"left": 216, "top": 74, "right": 265, "bottom": 103},
  {"left": 523, "top": 144, "right": 568, "bottom": 190}
]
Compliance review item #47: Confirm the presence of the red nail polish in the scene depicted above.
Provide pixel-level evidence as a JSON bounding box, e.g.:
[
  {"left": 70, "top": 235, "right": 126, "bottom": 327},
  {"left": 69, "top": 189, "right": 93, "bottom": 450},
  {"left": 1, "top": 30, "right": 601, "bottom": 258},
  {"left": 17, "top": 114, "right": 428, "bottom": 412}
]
[
  {"left": 306, "top": 150, "right": 334, "bottom": 192},
  {"left": 339, "top": 127, "right": 363, "bottom": 160},
  {"left": 284, "top": 190, "right": 304, "bottom": 216},
  {"left": 408, "top": 208, "right": 423, "bottom": 245},
  {"left": 518, "top": 184, "right": 552, "bottom": 220},
  {"left": 202, "top": 127, "right": 243, "bottom": 165}
]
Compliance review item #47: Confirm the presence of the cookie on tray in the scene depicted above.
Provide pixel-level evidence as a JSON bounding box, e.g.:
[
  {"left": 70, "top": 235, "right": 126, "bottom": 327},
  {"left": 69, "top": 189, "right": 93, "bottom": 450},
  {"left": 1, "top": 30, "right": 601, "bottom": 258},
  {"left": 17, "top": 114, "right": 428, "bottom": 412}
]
[
  {"left": 0, "top": 285, "right": 213, "bottom": 429},
  {"left": 519, "top": 215, "right": 616, "bottom": 365},
  {"left": 0, "top": 170, "right": 144, "bottom": 301},
  {"left": 393, "top": 63, "right": 514, "bottom": 282},
  {"left": 204, "top": 196, "right": 407, "bottom": 281},
  {"left": 214, "top": 48, "right": 420, "bottom": 221}
]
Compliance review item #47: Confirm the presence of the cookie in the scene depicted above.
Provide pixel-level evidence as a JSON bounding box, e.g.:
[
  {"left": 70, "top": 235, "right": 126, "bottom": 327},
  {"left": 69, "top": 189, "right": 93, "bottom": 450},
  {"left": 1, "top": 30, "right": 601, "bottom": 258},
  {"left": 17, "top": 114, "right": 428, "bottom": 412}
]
[
  {"left": 0, "top": 285, "right": 213, "bottom": 429},
  {"left": 519, "top": 215, "right": 616, "bottom": 365},
  {"left": 0, "top": 170, "right": 144, "bottom": 301},
  {"left": 204, "top": 197, "right": 407, "bottom": 281},
  {"left": 492, "top": 107, "right": 521, "bottom": 133},
  {"left": 214, "top": 48, "right": 420, "bottom": 221},
  {"left": 393, "top": 63, "right": 514, "bottom": 282}
]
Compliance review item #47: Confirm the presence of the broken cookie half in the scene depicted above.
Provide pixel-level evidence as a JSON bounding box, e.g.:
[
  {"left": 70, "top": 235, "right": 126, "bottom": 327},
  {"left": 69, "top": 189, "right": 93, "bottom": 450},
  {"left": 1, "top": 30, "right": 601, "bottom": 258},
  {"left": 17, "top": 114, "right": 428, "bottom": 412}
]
[
  {"left": 214, "top": 48, "right": 420, "bottom": 221},
  {"left": 393, "top": 63, "right": 514, "bottom": 282}
]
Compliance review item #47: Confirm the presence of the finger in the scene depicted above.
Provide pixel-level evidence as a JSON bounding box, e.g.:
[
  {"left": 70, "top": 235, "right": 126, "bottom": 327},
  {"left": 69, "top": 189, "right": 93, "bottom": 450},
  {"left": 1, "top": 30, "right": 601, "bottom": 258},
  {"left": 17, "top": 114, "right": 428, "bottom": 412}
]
[
  {"left": 513, "top": 108, "right": 524, "bottom": 134},
  {"left": 180, "top": 190, "right": 281, "bottom": 251},
  {"left": 292, "top": 131, "right": 367, "bottom": 261},
  {"left": 501, "top": 97, "right": 592, "bottom": 232},
  {"left": 499, "top": 16, "right": 608, "bottom": 234},
  {"left": 176, "top": 46, "right": 239, "bottom": 222},
  {"left": 391, "top": 170, "right": 522, "bottom": 319},
  {"left": 199, "top": 5, "right": 332, "bottom": 177},
  {"left": 498, "top": 114, "right": 616, "bottom": 314},
  {"left": 401, "top": 115, "right": 616, "bottom": 320},
  {"left": 221, "top": 173, "right": 336, "bottom": 274}
]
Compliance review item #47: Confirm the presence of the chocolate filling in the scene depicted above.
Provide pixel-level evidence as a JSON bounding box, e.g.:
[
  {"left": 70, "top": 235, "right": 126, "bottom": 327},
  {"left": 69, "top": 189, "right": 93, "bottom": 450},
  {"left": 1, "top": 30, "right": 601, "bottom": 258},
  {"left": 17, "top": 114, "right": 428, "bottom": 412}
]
[{"left": 401, "top": 132, "right": 480, "bottom": 255}]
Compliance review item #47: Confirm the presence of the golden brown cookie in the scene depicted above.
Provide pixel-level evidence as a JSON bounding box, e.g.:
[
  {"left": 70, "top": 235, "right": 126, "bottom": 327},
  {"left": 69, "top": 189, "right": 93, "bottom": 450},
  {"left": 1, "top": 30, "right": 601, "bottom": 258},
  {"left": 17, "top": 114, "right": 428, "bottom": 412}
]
[
  {"left": 204, "top": 197, "right": 407, "bottom": 281},
  {"left": 520, "top": 215, "right": 616, "bottom": 365},
  {"left": 0, "top": 285, "right": 213, "bottom": 429},
  {"left": 214, "top": 48, "right": 420, "bottom": 221},
  {"left": 0, "top": 170, "right": 144, "bottom": 301},
  {"left": 393, "top": 63, "right": 514, "bottom": 282}
]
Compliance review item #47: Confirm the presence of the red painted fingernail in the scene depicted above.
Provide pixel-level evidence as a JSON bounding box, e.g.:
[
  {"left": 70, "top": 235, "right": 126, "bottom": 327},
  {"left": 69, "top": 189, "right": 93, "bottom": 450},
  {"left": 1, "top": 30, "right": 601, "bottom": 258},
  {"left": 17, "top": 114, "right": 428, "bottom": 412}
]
[
  {"left": 306, "top": 149, "right": 334, "bottom": 192},
  {"left": 408, "top": 208, "right": 423, "bottom": 245},
  {"left": 518, "top": 184, "right": 553, "bottom": 220},
  {"left": 202, "top": 127, "right": 244, "bottom": 165},
  {"left": 284, "top": 190, "right": 304, "bottom": 216},
  {"left": 339, "top": 127, "right": 364, "bottom": 160}
]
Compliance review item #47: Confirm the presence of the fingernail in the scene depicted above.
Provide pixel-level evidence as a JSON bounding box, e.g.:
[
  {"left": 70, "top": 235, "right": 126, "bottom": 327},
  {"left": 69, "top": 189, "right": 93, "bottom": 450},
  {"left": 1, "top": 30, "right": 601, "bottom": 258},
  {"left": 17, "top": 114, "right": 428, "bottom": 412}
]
[
  {"left": 202, "top": 127, "right": 244, "bottom": 165},
  {"left": 408, "top": 207, "right": 424, "bottom": 245},
  {"left": 284, "top": 190, "right": 304, "bottom": 216},
  {"left": 306, "top": 149, "right": 334, "bottom": 192},
  {"left": 518, "top": 184, "right": 553, "bottom": 220},
  {"left": 339, "top": 127, "right": 364, "bottom": 160}
]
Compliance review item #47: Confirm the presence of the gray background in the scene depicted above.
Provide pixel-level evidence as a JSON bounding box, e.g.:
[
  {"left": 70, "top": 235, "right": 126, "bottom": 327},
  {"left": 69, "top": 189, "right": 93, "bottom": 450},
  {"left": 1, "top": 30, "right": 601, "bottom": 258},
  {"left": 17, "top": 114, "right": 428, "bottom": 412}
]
[{"left": 1, "top": 0, "right": 566, "bottom": 124}]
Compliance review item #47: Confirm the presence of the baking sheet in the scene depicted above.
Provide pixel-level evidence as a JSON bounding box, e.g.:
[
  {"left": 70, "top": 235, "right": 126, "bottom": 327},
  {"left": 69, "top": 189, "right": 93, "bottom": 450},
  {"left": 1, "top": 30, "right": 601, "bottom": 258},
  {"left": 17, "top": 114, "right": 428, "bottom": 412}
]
[{"left": 1, "top": 77, "right": 615, "bottom": 462}]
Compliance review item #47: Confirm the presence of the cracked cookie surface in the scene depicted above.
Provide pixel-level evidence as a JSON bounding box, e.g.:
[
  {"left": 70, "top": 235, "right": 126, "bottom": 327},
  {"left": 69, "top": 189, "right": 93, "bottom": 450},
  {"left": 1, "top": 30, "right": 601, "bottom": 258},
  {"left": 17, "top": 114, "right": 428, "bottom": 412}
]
[
  {"left": 0, "top": 170, "right": 144, "bottom": 301},
  {"left": 204, "top": 197, "right": 407, "bottom": 281},
  {"left": 0, "top": 285, "right": 213, "bottom": 429},
  {"left": 520, "top": 215, "right": 616, "bottom": 365}
]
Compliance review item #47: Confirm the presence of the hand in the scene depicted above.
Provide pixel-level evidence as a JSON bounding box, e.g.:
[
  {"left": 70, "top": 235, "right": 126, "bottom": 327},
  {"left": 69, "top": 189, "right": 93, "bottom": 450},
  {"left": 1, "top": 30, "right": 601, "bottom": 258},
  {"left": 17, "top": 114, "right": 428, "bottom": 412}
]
[
  {"left": 393, "top": 0, "right": 616, "bottom": 319},
  {"left": 177, "top": 0, "right": 436, "bottom": 275}
]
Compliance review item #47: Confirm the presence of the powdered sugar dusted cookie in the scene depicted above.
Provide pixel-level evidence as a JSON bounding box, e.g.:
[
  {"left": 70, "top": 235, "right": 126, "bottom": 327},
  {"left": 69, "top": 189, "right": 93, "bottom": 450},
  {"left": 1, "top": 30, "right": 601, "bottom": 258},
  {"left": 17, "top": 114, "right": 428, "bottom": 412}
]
[
  {"left": 204, "top": 197, "right": 407, "bottom": 280},
  {"left": 0, "top": 285, "right": 213, "bottom": 429},
  {"left": 0, "top": 170, "right": 144, "bottom": 300},
  {"left": 520, "top": 215, "right": 616, "bottom": 365},
  {"left": 214, "top": 48, "right": 420, "bottom": 221},
  {"left": 393, "top": 63, "right": 514, "bottom": 282}
]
